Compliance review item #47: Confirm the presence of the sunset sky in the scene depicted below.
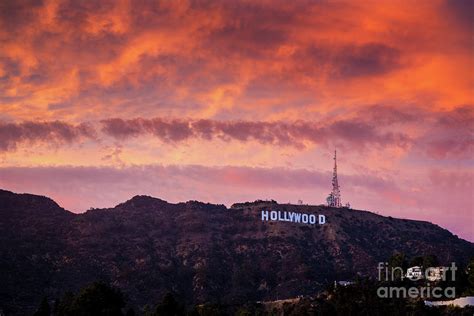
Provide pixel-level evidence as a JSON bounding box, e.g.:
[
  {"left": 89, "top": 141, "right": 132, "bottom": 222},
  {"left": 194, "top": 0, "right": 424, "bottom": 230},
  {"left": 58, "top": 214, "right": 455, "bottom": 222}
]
[{"left": 0, "top": 0, "right": 472, "bottom": 240}]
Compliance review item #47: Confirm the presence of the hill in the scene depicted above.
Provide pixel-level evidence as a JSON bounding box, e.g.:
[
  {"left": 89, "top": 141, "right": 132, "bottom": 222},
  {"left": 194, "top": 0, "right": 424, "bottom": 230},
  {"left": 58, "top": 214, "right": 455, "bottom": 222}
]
[{"left": 0, "top": 189, "right": 472, "bottom": 315}]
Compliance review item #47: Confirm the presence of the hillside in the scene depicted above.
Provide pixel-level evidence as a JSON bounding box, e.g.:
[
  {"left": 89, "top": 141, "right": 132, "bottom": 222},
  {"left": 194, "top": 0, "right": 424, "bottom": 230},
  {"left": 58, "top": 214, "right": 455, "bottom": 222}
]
[{"left": 0, "top": 189, "right": 472, "bottom": 315}]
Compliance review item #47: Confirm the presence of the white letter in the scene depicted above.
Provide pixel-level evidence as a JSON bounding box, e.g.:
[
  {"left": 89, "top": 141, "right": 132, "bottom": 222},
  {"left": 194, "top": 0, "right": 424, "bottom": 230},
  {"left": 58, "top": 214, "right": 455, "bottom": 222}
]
[
  {"left": 450, "top": 262, "right": 457, "bottom": 281},
  {"left": 378, "top": 262, "right": 384, "bottom": 281},
  {"left": 309, "top": 214, "right": 316, "bottom": 224},
  {"left": 302, "top": 214, "right": 309, "bottom": 223},
  {"left": 408, "top": 287, "right": 418, "bottom": 298},
  {"left": 319, "top": 215, "right": 326, "bottom": 224},
  {"left": 288, "top": 212, "right": 295, "bottom": 222},
  {"left": 390, "top": 287, "right": 406, "bottom": 298},
  {"left": 270, "top": 211, "right": 277, "bottom": 221},
  {"left": 294, "top": 213, "right": 301, "bottom": 223},
  {"left": 444, "top": 287, "right": 455, "bottom": 298},
  {"left": 261, "top": 210, "right": 269, "bottom": 221},
  {"left": 432, "top": 287, "right": 441, "bottom": 298},
  {"left": 377, "top": 287, "right": 388, "bottom": 298}
]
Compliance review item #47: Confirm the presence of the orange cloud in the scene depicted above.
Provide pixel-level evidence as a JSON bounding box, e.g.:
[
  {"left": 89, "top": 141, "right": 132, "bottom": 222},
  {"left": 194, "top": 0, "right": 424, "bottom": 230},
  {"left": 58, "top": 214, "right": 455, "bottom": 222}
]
[{"left": 0, "top": 0, "right": 471, "bottom": 122}]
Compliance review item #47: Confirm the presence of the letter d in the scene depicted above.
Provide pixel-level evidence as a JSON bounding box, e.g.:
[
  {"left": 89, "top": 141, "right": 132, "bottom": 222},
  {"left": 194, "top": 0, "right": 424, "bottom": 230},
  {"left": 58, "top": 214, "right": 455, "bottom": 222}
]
[{"left": 319, "top": 215, "right": 326, "bottom": 224}]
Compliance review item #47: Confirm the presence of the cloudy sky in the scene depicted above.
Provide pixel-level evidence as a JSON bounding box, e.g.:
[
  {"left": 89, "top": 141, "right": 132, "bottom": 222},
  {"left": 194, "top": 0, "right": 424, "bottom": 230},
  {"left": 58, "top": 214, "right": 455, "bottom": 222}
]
[{"left": 0, "top": 0, "right": 472, "bottom": 240}]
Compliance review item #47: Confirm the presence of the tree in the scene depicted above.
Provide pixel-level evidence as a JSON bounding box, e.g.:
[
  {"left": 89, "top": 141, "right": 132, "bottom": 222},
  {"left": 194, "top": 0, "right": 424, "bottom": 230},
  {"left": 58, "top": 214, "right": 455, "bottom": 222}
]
[
  {"left": 194, "top": 303, "right": 225, "bottom": 316},
  {"left": 72, "top": 282, "right": 125, "bottom": 315},
  {"left": 34, "top": 297, "right": 51, "bottom": 316},
  {"left": 154, "top": 293, "right": 185, "bottom": 316},
  {"left": 54, "top": 292, "right": 75, "bottom": 316},
  {"left": 409, "top": 256, "right": 424, "bottom": 267},
  {"left": 388, "top": 253, "right": 408, "bottom": 280},
  {"left": 465, "top": 257, "right": 474, "bottom": 295},
  {"left": 422, "top": 254, "right": 439, "bottom": 268},
  {"left": 54, "top": 282, "right": 125, "bottom": 316},
  {"left": 125, "top": 308, "right": 136, "bottom": 316}
]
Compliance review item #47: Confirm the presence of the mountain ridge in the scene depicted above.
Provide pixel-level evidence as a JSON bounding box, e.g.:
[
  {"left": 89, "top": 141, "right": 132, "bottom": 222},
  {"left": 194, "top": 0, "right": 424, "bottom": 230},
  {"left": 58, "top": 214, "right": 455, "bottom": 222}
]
[
  {"left": 0, "top": 189, "right": 472, "bottom": 315},
  {"left": 0, "top": 189, "right": 463, "bottom": 233}
]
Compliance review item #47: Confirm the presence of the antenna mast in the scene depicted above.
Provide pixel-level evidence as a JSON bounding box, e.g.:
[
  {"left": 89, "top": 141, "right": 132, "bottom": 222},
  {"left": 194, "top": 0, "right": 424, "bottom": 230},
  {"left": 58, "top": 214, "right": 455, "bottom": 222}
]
[{"left": 327, "top": 149, "right": 342, "bottom": 207}]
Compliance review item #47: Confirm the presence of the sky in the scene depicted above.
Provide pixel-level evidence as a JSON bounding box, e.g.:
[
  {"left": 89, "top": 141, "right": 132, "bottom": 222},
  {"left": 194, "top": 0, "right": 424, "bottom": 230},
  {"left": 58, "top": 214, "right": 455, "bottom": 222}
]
[{"left": 0, "top": 0, "right": 472, "bottom": 240}]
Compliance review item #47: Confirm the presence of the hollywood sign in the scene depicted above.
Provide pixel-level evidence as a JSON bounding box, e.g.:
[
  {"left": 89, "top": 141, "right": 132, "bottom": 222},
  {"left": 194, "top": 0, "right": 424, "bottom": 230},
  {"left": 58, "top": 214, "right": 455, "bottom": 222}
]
[{"left": 261, "top": 210, "right": 326, "bottom": 225}]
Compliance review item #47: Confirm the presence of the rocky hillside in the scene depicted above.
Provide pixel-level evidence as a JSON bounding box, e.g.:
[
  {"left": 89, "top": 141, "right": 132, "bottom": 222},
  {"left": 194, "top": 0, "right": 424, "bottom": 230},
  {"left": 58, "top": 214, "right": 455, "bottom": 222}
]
[{"left": 0, "top": 189, "right": 472, "bottom": 315}]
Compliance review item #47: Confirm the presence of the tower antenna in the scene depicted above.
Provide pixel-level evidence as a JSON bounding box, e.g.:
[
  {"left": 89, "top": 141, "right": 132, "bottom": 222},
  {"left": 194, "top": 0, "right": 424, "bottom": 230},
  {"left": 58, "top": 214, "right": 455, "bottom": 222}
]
[{"left": 327, "top": 149, "right": 342, "bottom": 207}]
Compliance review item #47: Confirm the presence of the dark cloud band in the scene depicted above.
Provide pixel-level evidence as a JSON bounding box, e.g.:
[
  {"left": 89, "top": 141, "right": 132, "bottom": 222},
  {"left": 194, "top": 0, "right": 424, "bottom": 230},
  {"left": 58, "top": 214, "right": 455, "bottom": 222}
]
[
  {"left": 1, "top": 105, "right": 471, "bottom": 159},
  {"left": 0, "top": 121, "right": 96, "bottom": 151},
  {"left": 99, "top": 117, "right": 410, "bottom": 149}
]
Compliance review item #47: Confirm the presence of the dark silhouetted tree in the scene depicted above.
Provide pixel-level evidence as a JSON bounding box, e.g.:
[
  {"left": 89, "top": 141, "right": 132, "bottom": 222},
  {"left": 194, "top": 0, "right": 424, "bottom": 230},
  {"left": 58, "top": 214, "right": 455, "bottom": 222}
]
[
  {"left": 388, "top": 253, "right": 408, "bottom": 280},
  {"left": 34, "top": 297, "right": 51, "bottom": 316},
  {"left": 54, "top": 282, "right": 125, "bottom": 316},
  {"left": 465, "top": 257, "right": 474, "bottom": 295},
  {"left": 125, "top": 307, "right": 136, "bottom": 316},
  {"left": 154, "top": 293, "right": 185, "bottom": 316},
  {"left": 422, "top": 254, "right": 439, "bottom": 268},
  {"left": 409, "top": 256, "right": 424, "bottom": 267}
]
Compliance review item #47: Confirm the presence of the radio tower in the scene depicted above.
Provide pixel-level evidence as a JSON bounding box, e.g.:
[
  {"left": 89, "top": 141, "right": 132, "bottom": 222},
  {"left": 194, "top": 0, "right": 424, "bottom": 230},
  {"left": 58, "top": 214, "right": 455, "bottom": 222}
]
[{"left": 327, "top": 149, "right": 342, "bottom": 207}]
